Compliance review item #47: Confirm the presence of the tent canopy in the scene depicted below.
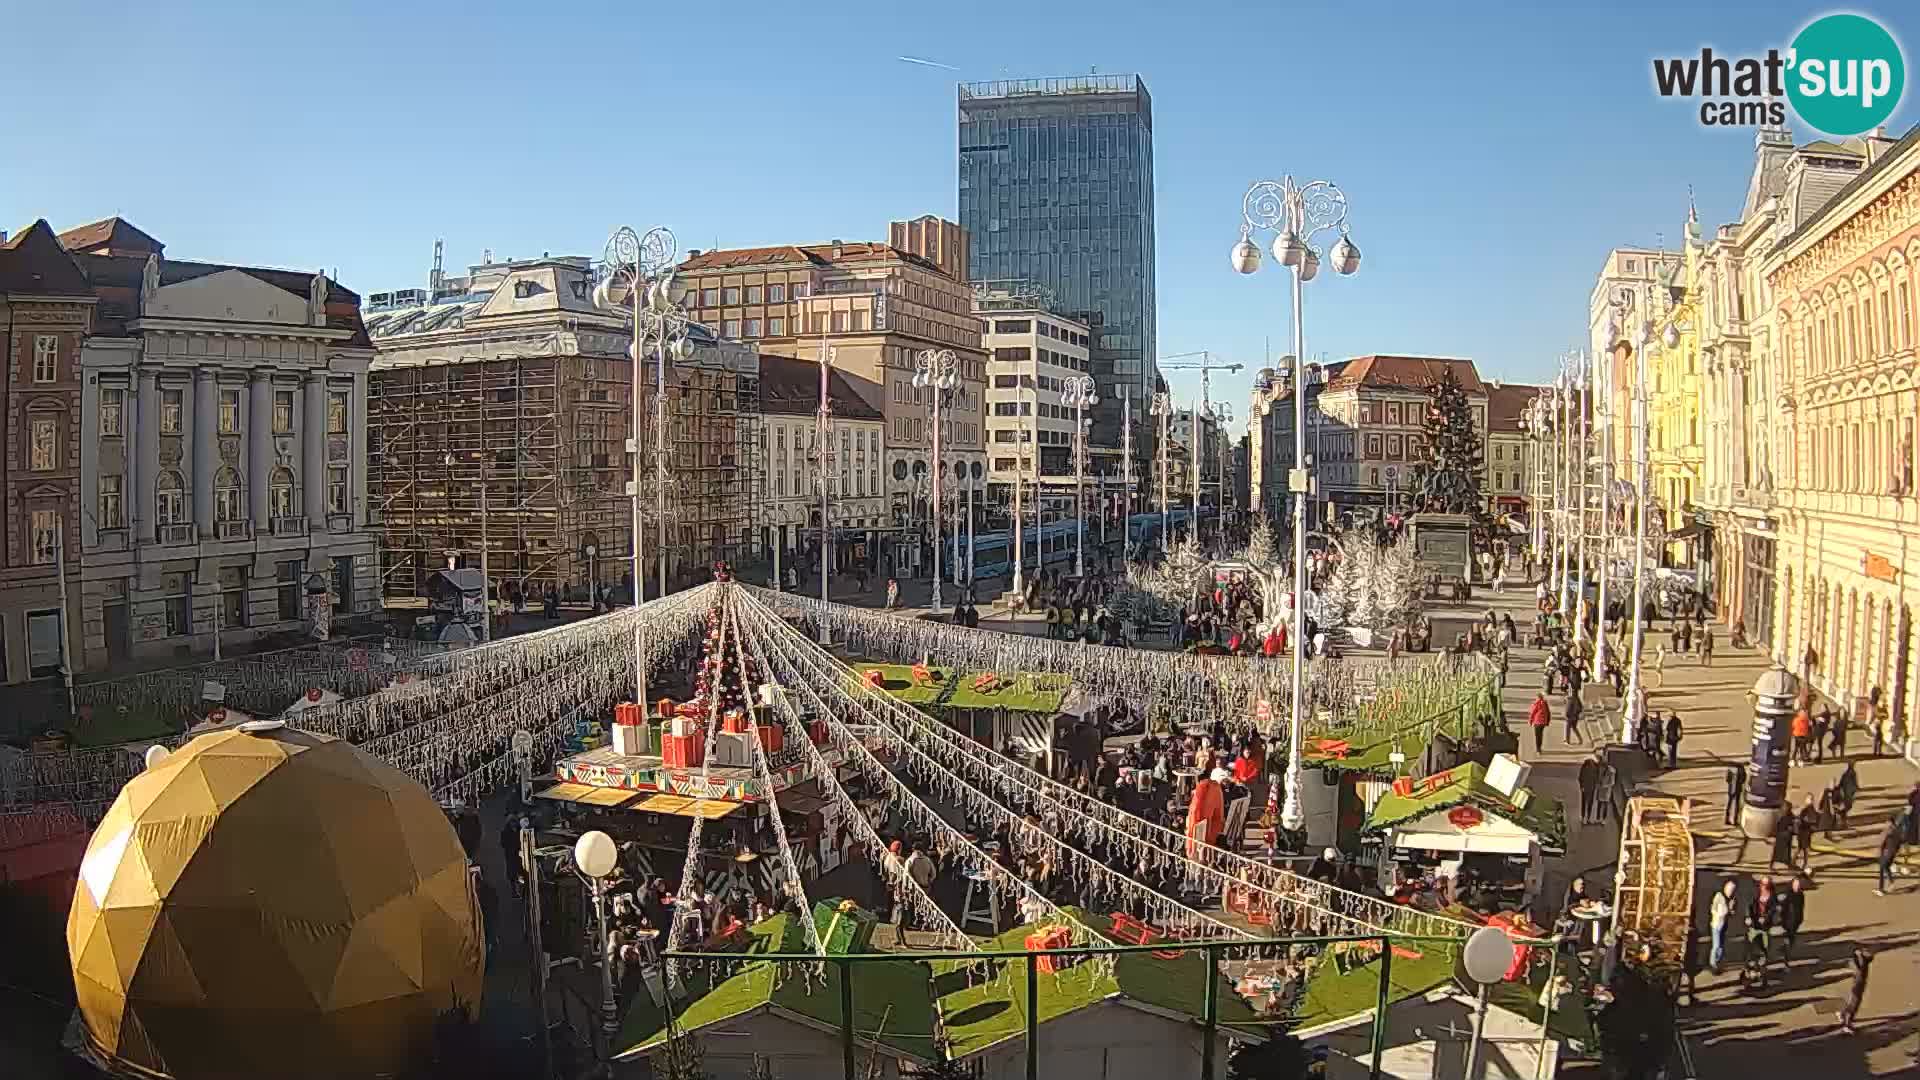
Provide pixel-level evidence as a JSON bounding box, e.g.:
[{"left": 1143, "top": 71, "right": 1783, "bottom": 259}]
[{"left": 1364, "top": 762, "right": 1566, "bottom": 852}]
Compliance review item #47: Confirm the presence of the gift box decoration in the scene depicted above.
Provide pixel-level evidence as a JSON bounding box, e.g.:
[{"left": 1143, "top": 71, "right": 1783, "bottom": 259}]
[
  {"left": 711, "top": 732, "right": 754, "bottom": 768},
  {"left": 1025, "top": 924, "right": 1075, "bottom": 974},
  {"left": 655, "top": 697, "right": 677, "bottom": 720},
  {"left": 808, "top": 719, "right": 829, "bottom": 746},
  {"left": 612, "top": 719, "right": 650, "bottom": 757},
  {"left": 756, "top": 723, "right": 784, "bottom": 754},
  {"left": 661, "top": 733, "right": 704, "bottom": 769},
  {"left": 812, "top": 898, "right": 877, "bottom": 956},
  {"left": 615, "top": 702, "right": 642, "bottom": 728},
  {"left": 1391, "top": 776, "right": 1416, "bottom": 797},
  {"left": 670, "top": 715, "right": 701, "bottom": 738},
  {"left": 722, "top": 709, "right": 750, "bottom": 735}
]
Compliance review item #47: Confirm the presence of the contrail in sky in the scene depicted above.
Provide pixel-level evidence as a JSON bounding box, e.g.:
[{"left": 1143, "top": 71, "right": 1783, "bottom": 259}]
[{"left": 897, "top": 56, "right": 959, "bottom": 71}]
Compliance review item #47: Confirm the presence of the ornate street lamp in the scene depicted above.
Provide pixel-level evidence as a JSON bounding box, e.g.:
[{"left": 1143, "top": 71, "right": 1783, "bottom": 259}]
[
  {"left": 1231, "top": 174, "right": 1361, "bottom": 835},
  {"left": 1063, "top": 375, "right": 1098, "bottom": 577},
  {"left": 913, "top": 349, "right": 959, "bottom": 615}
]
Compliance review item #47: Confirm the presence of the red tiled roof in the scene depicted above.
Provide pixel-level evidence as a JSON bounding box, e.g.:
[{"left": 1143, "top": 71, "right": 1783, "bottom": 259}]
[
  {"left": 0, "top": 220, "right": 93, "bottom": 296},
  {"left": 758, "top": 353, "right": 885, "bottom": 421},
  {"left": 1485, "top": 382, "right": 1547, "bottom": 432},
  {"left": 55, "top": 216, "right": 165, "bottom": 258},
  {"left": 679, "top": 246, "right": 821, "bottom": 271},
  {"left": 1325, "top": 355, "right": 1485, "bottom": 394}
]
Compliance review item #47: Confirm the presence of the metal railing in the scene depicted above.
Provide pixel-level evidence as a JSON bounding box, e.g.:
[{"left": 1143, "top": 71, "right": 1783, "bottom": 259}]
[{"left": 660, "top": 933, "right": 1501, "bottom": 1080}]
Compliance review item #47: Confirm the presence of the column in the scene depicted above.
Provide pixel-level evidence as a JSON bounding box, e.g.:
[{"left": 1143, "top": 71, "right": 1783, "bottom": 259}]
[
  {"left": 303, "top": 370, "right": 327, "bottom": 527},
  {"left": 248, "top": 369, "right": 273, "bottom": 531},
  {"left": 137, "top": 369, "right": 160, "bottom": 542},
  {"left": 351, "top": 369, "right": 369, "bottom": 530},
  {"left": 192, "top": 369, "right": 216, "bottom": 535}
]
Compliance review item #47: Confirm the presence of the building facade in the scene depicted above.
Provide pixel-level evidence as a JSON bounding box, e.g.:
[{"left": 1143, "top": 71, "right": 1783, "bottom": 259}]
[
  {"left": 1484, "top": 382, "right": 1545, "bottom": 521},
  {"left": 979, "top": 299, "right": 1094, "bottom": 518},
  {"left": 1762, "top": 126, "right": 1920, "bottom": 742},
  {"left": 55, "top": 218, "right": 378, "bottom": 670},
  {"left": 756, "top": 352, "right": 886, "bottom": 573},
  {"left": 0, "top": 222, "right": 93, "bottom": 684},
  {"left": 958, "top": 76, "right": 1155, "bottom": 470},
  {"left": 678, "top": 222, "right": 987, "bottom": 575},
  {"left": 1318, "top": 356, "right": 1488, "bottom": 522},
  {"left": 1589, "top": 247, "right": 1682, "bottom": 475},
  {"left": 364, "top": 253, "right": 762, "bottom": 600}
]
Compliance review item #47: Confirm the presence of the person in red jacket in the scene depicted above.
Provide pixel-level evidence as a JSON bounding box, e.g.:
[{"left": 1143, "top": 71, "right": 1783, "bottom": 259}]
[
  {"left": 1529, "top": 691, "right": 1552, "bottom": 755},
  {"left": 1263, "top": 627, "right": 1283, "bottom": 657},
  {"left": 1187, "top": 767, "right": 1228, "bottom": 858}
]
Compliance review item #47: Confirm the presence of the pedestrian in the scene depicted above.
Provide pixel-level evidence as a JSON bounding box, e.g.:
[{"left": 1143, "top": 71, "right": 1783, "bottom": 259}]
[
  {"left": 1875, "top": 814, "right": 1903, "bottom": 896},
  {"left": 1529, "top": 690, "right": 1551, "bottom": 755},
  {"left": 1837, "top": 945, "right": 1874, "bottom": 1034},
  {"left": 1778, "top": 876, "right": 1806, "bottom": 965},
  {"left": 1700, "top": 627, "right": 1714, "bottom": 666},
  {"left": 1810, "top": 709, "right": 1831, "bottom": 764},
  {"left": 1830, "top": 705, "right": 1849, "bottom": 758},
  {"left": 1836, "top": 762, "right": 1860, "bottom": 829},
  {"left": 1724, "top": 763, "right": 1746, "bottom": 827},
  {"left": 1578, "top": 753, "right": 1600, "bottom": 825},
  {"left": 1872, "top": 690, "right": 1888, "bottom": 757},
  {"left": 1665, "top": 712, "right": 1683, "bottom": 769},
  {"left": 1745, "top": 877, "right": 1775, "bottom": 986},
  {"left": 1564, "top": 689, "right": 1585, "bottom": 746},
  {"left": 1708, "top": 878, "right": 1735, "bottom": 974},
  {"left": 1790, "top": 704, "right": 1813, "bottom": 765},
  {"left": 1795, "top": 794, "right": 1818, "bottom": 872},
  {"left": 1596, "top": 757, "right": 1618, "bottom": 823},
  {"left": 885, "top": 577, "right": 899, "bottom": 611},
  {"left": 1769, "top": 813, "right": 1795, "bottom": 874}
]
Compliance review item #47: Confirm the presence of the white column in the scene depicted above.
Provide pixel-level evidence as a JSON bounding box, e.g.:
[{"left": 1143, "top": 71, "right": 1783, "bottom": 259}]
[
  {"left": 303, "top": 371, "right": 327, "bottom": 526},
  {"left": 351, "top": 369, "right": 369, "bottom": 529},
  {"left": 137, "top": 369, "right": 160, "bottom": 543},
  {"left": 79, "top": 377, "right": 100, "bottom": 550},
  {"left": 192, "top": 369, "right": 216, "bottom": 533},
  {"left": 248, "top": 369, "right": 273, "bottom": 530}
]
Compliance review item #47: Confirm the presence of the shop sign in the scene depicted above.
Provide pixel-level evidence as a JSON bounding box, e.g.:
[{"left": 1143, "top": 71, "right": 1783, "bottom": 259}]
[
  {"left": 1448, "top": 806, "right": 1484, "bottom": 830},
  {"left": 1863, "top": 553, "right": 1899, "bottom": 582}
]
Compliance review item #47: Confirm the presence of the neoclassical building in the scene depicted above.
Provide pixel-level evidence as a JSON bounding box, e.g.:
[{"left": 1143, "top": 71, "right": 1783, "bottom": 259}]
[{"left": 1762, "top": 126, "right": 1920, "bottom": 748}]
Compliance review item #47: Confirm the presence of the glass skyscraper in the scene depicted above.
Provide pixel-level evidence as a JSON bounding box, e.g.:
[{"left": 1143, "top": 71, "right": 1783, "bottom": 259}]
[{"left": 958, "top": 76, "right": 1156, "bottom": 456}]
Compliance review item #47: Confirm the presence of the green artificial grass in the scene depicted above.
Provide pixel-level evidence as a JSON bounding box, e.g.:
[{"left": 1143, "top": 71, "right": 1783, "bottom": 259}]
[
  {"left": 1292, "top": 937, "right": 1460, "bottom": 1031},
  {"left": 1362, "top": 763, "right": 1567, "bottom": 850},
  {"left": 854, "top": 662, "right": 1069, "bottom": 715},
  {"left": 70, "top": 703, "right": 186, "bottom": 747},
  {"left": 614, "top": 909, "right": 939, "bottom": 1063}
]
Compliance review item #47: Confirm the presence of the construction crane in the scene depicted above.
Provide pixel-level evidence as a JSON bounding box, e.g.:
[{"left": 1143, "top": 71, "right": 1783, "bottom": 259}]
[{"left": 1158, "top": 351, "right": 1244, "bottom": 539}]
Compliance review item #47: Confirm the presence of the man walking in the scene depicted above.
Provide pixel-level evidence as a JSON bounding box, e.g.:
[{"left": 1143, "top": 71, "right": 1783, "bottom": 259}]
[
  {"left": 1724, "top": 763, "right": 1746, "bottom": 827},
  {"left": 1796, "top": 794, "right": 1819, "bottom": 873},
  {"left": 1778, "top": 876, "right": 1807, "bottom": 965},
  {"left": 1876, "top": 814, "right": 1904, "bottom": 896},
  {"left": 1746, "top": 877, "right": 1776, "bottom": 988},
  {"left": 1564, "top": 688, "right": 1586, "bottom": 746},
  {"left": 1578, "top": 753, "right": 1601, "bottom": 826},
  {"left": 1665, "top": 712, "right": 1684, "bottom": 770},
  {"left": 1700, "top": 626, "right": 1715, "bottom": 666},
  {"left": 1838, "top": 946, "right": 1874, "bottom": 1035},
  {"left": 885, "top": 577, "right": 899, "bottom": 610},
  {"left": 1708, "top": 878, "right": 1736, "bottom": 974},
  {"left": 1529, "top": 691, "right": 1552, "bottom": 755}
]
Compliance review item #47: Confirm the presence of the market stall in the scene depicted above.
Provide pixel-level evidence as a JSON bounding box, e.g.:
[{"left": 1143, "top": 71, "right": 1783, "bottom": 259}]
[
  {"left": 857, "top": 661, "right": 1071, "bottom": 764},
  {"left": 1361, "top": 761, "right": 1565, "bottom": 916}
]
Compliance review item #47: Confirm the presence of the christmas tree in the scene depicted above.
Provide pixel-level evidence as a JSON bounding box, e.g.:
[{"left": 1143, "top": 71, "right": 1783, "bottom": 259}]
[
  {"left": 1244, "top": 517, "right": 1278, "bottom": 568},
  {"left": 1410, "top": 368, "right": 1489, "bottom": 524}
]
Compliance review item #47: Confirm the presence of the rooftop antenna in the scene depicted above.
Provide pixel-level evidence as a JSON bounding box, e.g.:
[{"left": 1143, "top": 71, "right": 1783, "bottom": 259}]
[{"left": 431, "top": 238, "right": 444, "bottom": 294}]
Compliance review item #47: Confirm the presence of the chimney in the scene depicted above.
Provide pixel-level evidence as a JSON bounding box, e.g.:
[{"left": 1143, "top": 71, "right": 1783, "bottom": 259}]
[
  {"left": 687, "top": 249, "right": 702, "bottom": 258},
  {"left": 830, "top": 240, "right": 844, "bottom": 259},
  {"left": 0, "top": 230, "right": 8, "bottom": 245}
]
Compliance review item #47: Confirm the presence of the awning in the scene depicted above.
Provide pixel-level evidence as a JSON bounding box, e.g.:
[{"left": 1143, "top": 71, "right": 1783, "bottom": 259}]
[
  {"left": 1388, "top": 826, "right": 1535, "bottom": 856},
  {"left": 1666, "top": 522, "right": 1711, "bottom": 542},
  {"left": 532, "top": 783, "right": 643, "bottom": 809},
  {"left": 633, "top": 793, "right": 746, "bottom": 820}
]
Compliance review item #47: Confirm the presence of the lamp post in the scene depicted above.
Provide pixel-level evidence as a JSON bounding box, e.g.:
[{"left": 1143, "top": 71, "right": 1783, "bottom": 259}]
[
  {"left": 1150, "top": 391, "right": 1172, "bottom": 550},
  {"left": 572, "top": 829, "right": 621, "bottom": 1053},
  {"left": 914, "top": 349, "right": 959, "bottom": 615},
  {"left": 1232, "top": 174, "right": 1362, "bottom": 834},
  {"left": 595, "top": 225, "right": 686, "bottom": 700},
  {"left": 1064, "top": 375, "right": 1098, "bottom": 577},
  {"left": 1122, "top": 388, "right": 1135, "bottom": 553},
  {"left": 1623, "top": 313, "right": 1655, "bottom": 741},
  {"left": 965, "top": 461, "right": 981, "bottom": 586},
  {"left": 1592, "top": 348, "right": 1614, "bottom": 682}
]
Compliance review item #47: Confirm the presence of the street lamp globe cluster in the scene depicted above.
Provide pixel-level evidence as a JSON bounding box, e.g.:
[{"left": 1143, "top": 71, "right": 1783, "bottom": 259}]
[
  {"left": 1063, "top": 375, "right": 1098, "bottom": 577},
  {"left": 914, "top": 349, "right": 960, "bottom": 615},
  {"left": 1230, "top": 175, "right": 1361, "bottom": 836}
]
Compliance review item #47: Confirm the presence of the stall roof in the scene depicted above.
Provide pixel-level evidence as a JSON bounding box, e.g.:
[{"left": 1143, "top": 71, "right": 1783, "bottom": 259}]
[
  {"left": 633, "top": 793, "right": 746, "bottom": 820},
  {"left": 532, "top": 782, "right": 644, "bottom": 809},
  {"left": 1363, "top": 763, "right": 1566, "bottom": 850},
  {"left": 856, "top": 662, "right": 1070, "bottom": 714}
]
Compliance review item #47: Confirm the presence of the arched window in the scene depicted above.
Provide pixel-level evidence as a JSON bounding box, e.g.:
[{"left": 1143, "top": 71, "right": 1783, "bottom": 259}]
[
  {"left": 215, "top": 466, "right": 242, "bottom": 523},
  {"left": 270, "top": 467, "right": 296, "bottom": 520},
  {"left": 156, "top": 471, "right": 186, "bottom": 525}
]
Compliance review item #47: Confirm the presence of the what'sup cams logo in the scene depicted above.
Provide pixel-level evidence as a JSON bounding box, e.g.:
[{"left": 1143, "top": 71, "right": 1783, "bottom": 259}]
[{"left": 1653, "top": 13, "right": 1905, "bottom": 135}]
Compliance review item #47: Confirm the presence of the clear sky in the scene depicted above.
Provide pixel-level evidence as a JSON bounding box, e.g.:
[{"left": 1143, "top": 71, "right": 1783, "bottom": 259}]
[{"left": 2, "top": 1, "right": 1914, "bottom": 409}]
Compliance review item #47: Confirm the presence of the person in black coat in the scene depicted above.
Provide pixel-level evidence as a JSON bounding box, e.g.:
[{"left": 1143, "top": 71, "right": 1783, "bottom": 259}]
[
  {"left": 1665, "top": 713, "right": 1684, "bottom": 769},
  {"left": 1769, "top": 813, "right": 1796, "bottom": 873},
  {"left": 1725, "top": 764, "right": 1746, "bottom": 826},
  {"left": 1777, "top": 876, "right": 1807, "bottom": 964}
]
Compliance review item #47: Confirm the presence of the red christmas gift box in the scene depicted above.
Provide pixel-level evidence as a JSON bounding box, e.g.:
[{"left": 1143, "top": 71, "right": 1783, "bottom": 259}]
[
  {"left": 722, "top": 709, "right": 750, "bottom": 735},
  {"left": 615, "top": 702, "right": 642, "bottom": 727},
  {"left": 662, "top": 732, "right": 704, "bottom": 769},
  {"left": 1391, "top": 776, "right": 1416, "bottom": 797},
  {"left": 756, "top": 723, "right": 784, "bottom": 754},
  {"left": 1025, "top": 924, "right": 1074, "bottom": 974},
  {"left": 808, "top": 719, "right": 829, "bottom": 746}
]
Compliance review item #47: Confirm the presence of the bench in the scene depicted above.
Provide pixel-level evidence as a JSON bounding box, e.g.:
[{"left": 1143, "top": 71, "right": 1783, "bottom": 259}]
[{"left": 1109, "top": 911, "right": 1186, "bottom": 960}]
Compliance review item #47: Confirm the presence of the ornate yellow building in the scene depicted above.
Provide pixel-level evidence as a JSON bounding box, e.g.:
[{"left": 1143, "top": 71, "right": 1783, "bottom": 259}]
[
  {"left": 1645, "top": 220, "right": 1706, "bottom": 567},
  {"left": 1765, "top": 126, "right": 1920, "bottom": 748}
]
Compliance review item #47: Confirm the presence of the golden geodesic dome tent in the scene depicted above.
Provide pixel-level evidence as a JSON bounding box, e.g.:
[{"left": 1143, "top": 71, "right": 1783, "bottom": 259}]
[{"left": 67, "top": 721, "right": 484, "bottom": 1080}]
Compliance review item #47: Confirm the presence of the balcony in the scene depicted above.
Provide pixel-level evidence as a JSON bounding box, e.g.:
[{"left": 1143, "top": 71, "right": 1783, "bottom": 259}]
[
  {"left": 272, "top": 515, "right": 309, "bottom": 537},
  {"left": 214, "top": 519, "right": 253, "bottom": 541},
  {"left": 158, "top": 523, "right": 197, "bottom": 546}
]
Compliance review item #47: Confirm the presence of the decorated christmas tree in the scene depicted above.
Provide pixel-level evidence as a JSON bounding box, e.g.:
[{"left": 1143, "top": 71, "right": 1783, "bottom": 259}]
[
  {"left": 1410, "top": 368, "right": 1489, "bottom": 525},
  {"left": 1244, "top": 517, "right": 1278, "bottom": 568}
]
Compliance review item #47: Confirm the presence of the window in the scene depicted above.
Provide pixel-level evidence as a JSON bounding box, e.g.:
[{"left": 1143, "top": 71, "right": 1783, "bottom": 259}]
[
  {"left": 700, "top": 287, "right": 719, "bottom": 307},
  {"left": 161, "top": 388, "right": 183, "bottom": 433},
  {"left": 768, "top": 283, "right": 786, "bottom": 303},
  {"left": 1899, "top": 282, "right": 1912, "bottom": 348},
  {"left": 214, "top": 467, "right": 243, "bottom": 523},
  {"left": 164, "top": 572, "right": 191, "bottom": 637},
  {"left": 723, "top": 319, "right": 741, "bottom": 338},
  {"left": 1370, "top": 468, "right": 1381, "bottom": 487},
  {"left": 722, "top": 287, "right": 741, "bottom": 305},
  {"left": 1386, "top": 403, "right": 1400, "bottom": 424},
  {"left": 327, "top": 467, "right": 348, "bottom": 515},
  {"left": 993, "top": 319, "right": 1032, "bottom": 334},
  {"left": 218, "top": 388, "right": 241, "bottom": 433},
  {"left": 327, "top": 390, "right": 349, "bottom": 434},
  {"left": 744, "top": 318, "right": 762, "bottom": 338},
  {"left": 218, "top": 565, "right": 248, "bottom": 629},
  {"left": 850, "top": 310, "right": 866, "bottom": 332},
  {"left": 1493, "top": 444, "right": 1505, "bottom": 461},
  {"left": 157, "top": 471, "right": 186, "bottom": 525},
  {"left": 29, "top": 416, "right": 57, "bottom": 470},
  {"left": 30, "top": 510, "right": 58, "bottom": 564},
  {"left": 32, "top": 336, "right": 57, "bottom": 382},
  {"left": 99, "top": 476, "right": 123, "bottom": 529},
  {"left": 831, "top": 311, "right": 847, "bottom": 333},
  {"left": 277, "top": 560, "right": 303, "bottom": 622},
  {"left": 768, "top": 317, "right": 785, "bottom": 336},
  {"left": 1624, "top": 258, "right": 1638, "bottom": 272},
  {"left": 1364, "top": 434, "right": 1382, "bottom": 458},
  {"left": 270, "top": 467, "right": 296, "bottom": 518},
  {"left": 100, "top": 388, "right": 124, "bottom": 436},
  {"left": 745, "top": 285, "right": 762, "bottom": 304},
  {"left": 793, "top": 281, "right": 809, "bottom": 298}
]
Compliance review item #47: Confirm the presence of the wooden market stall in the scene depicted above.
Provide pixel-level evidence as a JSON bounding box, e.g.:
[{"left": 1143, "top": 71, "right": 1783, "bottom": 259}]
[
  {"left": 858, "top": 662, "right": 1071, "bottom": 766},
  {"left": 1360, "top": 762, "right": 1565, "bottom": 916}
]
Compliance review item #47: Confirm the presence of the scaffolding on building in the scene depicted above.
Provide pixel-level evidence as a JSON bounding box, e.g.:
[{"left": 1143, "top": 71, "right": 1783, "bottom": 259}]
[{"left": 370, "top": 349, "right": 761, "bottom": 602}]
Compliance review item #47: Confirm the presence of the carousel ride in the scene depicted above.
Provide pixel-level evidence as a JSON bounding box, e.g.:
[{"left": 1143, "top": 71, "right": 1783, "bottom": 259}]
[{"left": 38, "top": 572, "right": 1548, "bottom": 1078}]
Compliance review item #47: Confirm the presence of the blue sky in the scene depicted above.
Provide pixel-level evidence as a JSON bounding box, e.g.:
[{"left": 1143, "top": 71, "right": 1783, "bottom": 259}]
[{"left": 2, "top": 1, "right": 1913, "bottom": 408}]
